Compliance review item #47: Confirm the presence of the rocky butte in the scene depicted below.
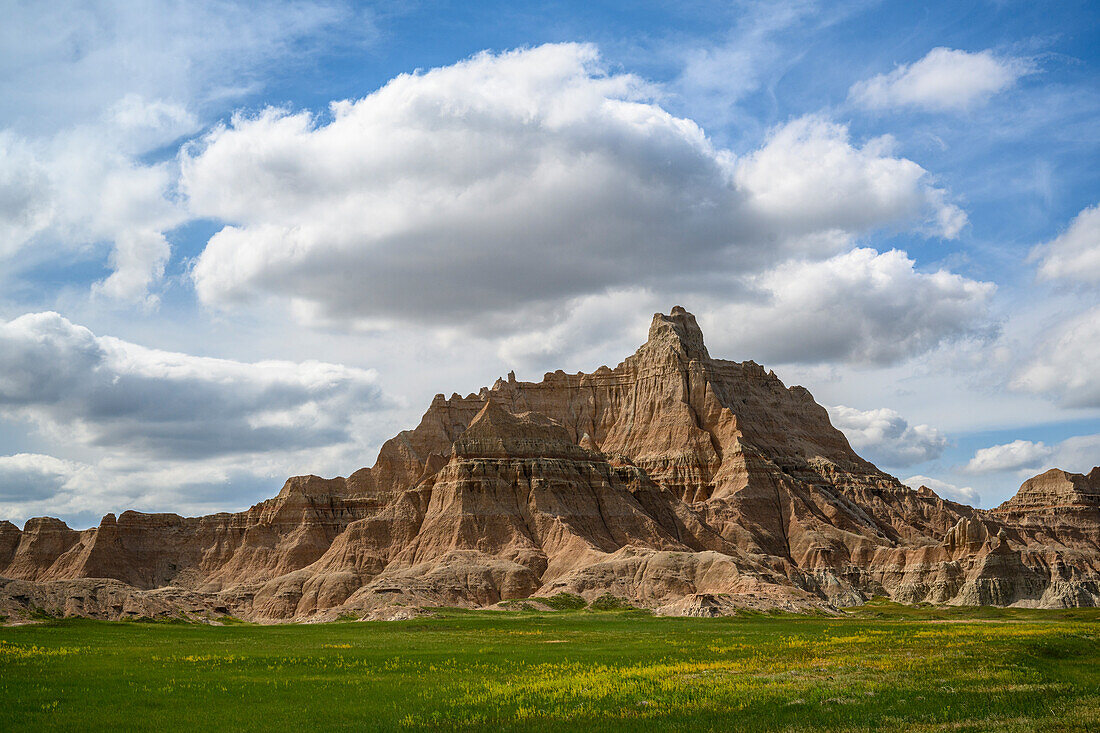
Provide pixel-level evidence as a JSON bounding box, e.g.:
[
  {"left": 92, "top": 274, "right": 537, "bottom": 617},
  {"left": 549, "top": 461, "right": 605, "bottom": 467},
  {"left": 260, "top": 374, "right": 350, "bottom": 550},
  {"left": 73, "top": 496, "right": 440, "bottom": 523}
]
[{"left": 1, "top": 307, "right": 1098, "bottom": 621}]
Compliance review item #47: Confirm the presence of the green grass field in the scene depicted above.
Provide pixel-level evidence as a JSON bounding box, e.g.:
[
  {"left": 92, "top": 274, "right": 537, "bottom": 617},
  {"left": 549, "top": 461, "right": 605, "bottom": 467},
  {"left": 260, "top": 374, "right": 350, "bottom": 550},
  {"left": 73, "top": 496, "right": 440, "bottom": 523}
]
[{"left": 1, "top": 601, "right": 1098, "bottom": 731}]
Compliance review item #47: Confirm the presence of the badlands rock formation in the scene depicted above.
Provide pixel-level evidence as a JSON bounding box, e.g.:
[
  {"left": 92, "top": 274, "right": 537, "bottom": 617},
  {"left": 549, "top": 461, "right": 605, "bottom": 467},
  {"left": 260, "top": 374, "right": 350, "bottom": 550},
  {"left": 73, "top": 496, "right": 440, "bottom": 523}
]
[{"left": 2, "top": 307, "right": 1098, "bottom": 621}]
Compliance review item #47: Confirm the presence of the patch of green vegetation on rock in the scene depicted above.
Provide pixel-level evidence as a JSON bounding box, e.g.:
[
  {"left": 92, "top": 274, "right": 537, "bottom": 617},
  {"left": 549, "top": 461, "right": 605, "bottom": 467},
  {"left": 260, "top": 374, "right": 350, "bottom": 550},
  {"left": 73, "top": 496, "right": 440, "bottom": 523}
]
[
  {"left": 215, "top": 614, "right": 250, "bottom": 625},
  {"left": 588, "top": 593, "right": 636, "bottom": 611},
  {"left": 539, "top": 593, "right": 587, "bottom": 610},
  {"left": 122, "top": 615, "right": 189, "bottom": 625},
  {"left": 26, "top": 606, "right": 56, "bottom": 621}
]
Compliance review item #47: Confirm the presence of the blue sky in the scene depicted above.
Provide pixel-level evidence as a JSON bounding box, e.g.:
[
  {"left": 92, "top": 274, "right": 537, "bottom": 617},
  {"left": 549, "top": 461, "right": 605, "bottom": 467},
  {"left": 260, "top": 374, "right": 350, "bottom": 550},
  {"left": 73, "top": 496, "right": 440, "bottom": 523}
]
[{"left": 1, "top": 0, "right": 1098, "bottom": 526}]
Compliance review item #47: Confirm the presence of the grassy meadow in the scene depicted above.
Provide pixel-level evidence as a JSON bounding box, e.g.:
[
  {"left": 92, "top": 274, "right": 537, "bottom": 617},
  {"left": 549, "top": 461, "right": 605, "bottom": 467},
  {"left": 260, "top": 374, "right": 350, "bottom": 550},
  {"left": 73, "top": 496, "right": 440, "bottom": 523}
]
[{"left": 1, "top": 600, "right": 1098, "bottom": 732}]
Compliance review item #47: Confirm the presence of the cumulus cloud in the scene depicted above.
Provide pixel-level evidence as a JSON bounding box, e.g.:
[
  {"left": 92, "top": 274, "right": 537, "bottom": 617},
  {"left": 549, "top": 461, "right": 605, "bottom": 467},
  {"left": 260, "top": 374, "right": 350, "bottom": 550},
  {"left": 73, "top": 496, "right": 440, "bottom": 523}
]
[
  {"left": 0, "top": 1, "right": 373, "bottom": 304},
  {"left": 702, "top": 248, "right": 994, "bottom": 366},
  {"left": 734, "top": 117, "right": 967, "bottom": 239},
  {"left": 1050, "top": 434, "right": 1100, "bottom": 475},
  {"left": 1013, "top": 305, "right": 1100, "bottom": 407},
  {"left": 0, "top": 454, "right": 87, "bottom": 504},
  {"left": 960, "top": 434, "right": 1099, "bottom": 484},
  {"left": 964, "top": 439, "right": 1053, "bottom": 474},
  {"left": 494, "top": 289, "right": 659, "bottom": 373},
  {"left": 0, "top": 312, "right": 389, "bottom": 459},
  {"left": 0, "top": 133, "right": 59, "bottom": 258},
  {"left": 903, "top": 474, "right": 981, "bottom": 506},
  {"left": 1031, "top": 203, "right": 1100, "bottom": 283},
  {"left": 0, "top": 450, "right": 313, "bottom": 529},
  {"left": 850, "top": 47, "right": 1032, "bottom": 112},
  {"left": 828, "top": 405, "right": 948, "bottom": 467},
  {"left": 183, "top": 43, "right": 967, "bottom": 329},
  {"left": 0, "top": 105, "right": 192, "bottom": 304},
  {"left": 93, "top": 229, "right": 174, "bottom": 303}
]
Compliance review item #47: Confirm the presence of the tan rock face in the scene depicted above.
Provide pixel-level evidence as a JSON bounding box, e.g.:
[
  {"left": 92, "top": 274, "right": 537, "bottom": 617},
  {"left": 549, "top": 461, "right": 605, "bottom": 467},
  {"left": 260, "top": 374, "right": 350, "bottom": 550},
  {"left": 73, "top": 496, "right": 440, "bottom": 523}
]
[
  {"left": 2, "top": 307, "right": 1099, "bottom": 620},
  {"left": 994, "top": 468, "right": 1100, "bottom": 514}
]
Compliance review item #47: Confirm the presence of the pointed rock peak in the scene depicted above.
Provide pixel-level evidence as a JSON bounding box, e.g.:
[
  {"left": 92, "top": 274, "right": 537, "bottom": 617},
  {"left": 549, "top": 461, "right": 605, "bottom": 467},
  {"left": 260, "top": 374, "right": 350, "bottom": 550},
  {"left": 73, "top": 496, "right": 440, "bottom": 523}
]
[
  {"left": 578, "top": 432, "right": 601, "bottom": 454},
  {"left": 645, "top": 306, "right": 709, "bottom": 361},
  {"left": 466, "top": 398, "right": 515, "bottom": 429}
]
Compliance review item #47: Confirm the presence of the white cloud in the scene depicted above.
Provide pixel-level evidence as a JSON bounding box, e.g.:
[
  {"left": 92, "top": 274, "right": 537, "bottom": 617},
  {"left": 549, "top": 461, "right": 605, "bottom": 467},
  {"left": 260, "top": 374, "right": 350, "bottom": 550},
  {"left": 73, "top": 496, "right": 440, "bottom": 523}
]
[
  {"left": 494, "top": 289, "right": 659, "bottom": 373},
  {"left": 0, "top": 1, "right": 374, "bottom": 303},
  {"left": 92, "top": 229, "right": 173, "bottom": 303},
  {"left": 0, "top": 133, "right": 57, "bottom": 258},
  {"left": 0, "top": 1, "right": 369, "bottom": 135},
  {"left": 734, "top": 116, "right": 967, "bottom": 239},
  {"left": 0, "top": 454, "right": 87, "bottom": 504},
  {"left": 0, "top": 312, "right": 390, "bottom": 459},
  {"left": 1012, "top": 305, "right": 1100, "bottom": 407},
  {"left": 903, "top": 474, "right": 981, "bottom": 506},
  {"left": 0, "top": 450, "right": 304, "bottom": 529},
  {"left": 965, "top": 439, "right": 1053, "bottom": 474},
  {"left": 109, "top": 95, "right": 199, "bottom": 151},
  {"left": 0, "top": 309, "right": 402, "bottom": 526},
  {"left": 701, "top": 248, "right": 994, "bottom": 366},
  {"left": 0, "top": 102, "right": 192, "bottom": 304},
  {"left": 829, "top": 405, "right": 948, "bottom": 468},
  {"left": 961, "top": 434, "right": 1099, "bottom": 484},
  {"left": 183, "top": 44, "right": 967, "bottom": 329},
  {"left": 1049, "top": 434, "right": 1100, "bottom": 476},
  {"left": 1031, "top": 203, "right": 1100, "bottom": 283},
  {"left": 850, "top": 47, "right": 1032, "bottom": 112}
]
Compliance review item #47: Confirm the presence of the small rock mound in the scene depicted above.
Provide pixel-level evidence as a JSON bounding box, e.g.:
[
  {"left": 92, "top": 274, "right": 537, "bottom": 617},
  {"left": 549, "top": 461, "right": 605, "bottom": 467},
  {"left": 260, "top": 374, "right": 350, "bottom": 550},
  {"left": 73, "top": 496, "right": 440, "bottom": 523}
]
[
  {"left": 452, "top": 400, "right": 593, "bottom": 460},
  {"left": 994, "top": 467, "right": 1100, "bottom": 513},
  {"left": 655, "top": 593, "right": 741, "bottom": 617}
]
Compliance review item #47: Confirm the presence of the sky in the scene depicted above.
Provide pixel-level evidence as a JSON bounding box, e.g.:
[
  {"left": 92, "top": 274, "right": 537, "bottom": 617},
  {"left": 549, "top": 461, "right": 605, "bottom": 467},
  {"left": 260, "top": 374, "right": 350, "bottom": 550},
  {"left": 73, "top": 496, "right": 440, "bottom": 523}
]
[{"left": 0, "top": 0, "right": 1098, "bottom": 527}]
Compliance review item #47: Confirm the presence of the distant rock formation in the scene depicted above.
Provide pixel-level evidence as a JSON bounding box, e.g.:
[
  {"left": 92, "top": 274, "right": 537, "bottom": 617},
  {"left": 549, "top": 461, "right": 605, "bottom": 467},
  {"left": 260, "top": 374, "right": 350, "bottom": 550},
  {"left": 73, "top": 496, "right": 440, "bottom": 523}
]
[{"left": 2, "top": 307, "right": 1098, "bottom": 622}]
